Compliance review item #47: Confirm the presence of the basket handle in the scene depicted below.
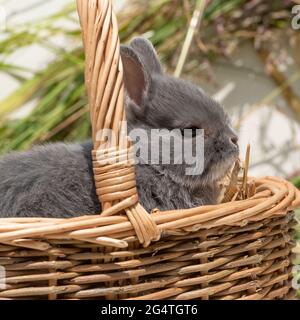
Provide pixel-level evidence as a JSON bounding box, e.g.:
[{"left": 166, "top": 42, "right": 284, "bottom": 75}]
[{"left": 76, "top": 0, "right": 160, "bottom": 247}]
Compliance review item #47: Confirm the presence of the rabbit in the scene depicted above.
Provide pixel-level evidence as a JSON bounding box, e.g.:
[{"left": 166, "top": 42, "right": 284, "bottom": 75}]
[{"left": 0, "top": 37, "right": 239, "bottom": 218}]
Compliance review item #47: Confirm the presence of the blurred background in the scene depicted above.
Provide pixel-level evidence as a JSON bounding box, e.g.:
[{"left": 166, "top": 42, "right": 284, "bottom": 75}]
[{"left": 0, "top": 0, "right": 299, "bottom": 286}]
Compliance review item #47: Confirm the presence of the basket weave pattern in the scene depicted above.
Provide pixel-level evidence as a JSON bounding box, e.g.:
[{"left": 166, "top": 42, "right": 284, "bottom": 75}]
[{"left": 0, "top": 0, "right": 299, "bottom": 300}]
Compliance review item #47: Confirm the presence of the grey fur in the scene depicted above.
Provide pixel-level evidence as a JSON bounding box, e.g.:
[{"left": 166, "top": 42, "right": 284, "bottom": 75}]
[
  {"left": 0, "top": 142, "right": 100, "bottom": 217},
  {"left": 0, "top": 37, "right": 239, "bottom": 217}
]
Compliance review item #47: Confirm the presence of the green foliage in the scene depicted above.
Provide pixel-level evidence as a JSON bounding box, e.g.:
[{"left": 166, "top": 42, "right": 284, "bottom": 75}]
[
  {"left": 292, "top": 176, "right": 300, "bottom": 189},
  {"left": 0, "top": 0, "right": 293, "bottom": 153},
  {"left": 0, "top": 0, "right": 189, "bottom": 152}
]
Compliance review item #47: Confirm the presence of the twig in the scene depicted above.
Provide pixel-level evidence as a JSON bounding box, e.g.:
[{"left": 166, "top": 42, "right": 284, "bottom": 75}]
[
  {"left": 242, "top": 144, "right": 250, "bottom": 196},
  {"left": 40, "top": 104, "right": 89, "bottom": 142},
  {"left": 258, "top": 49, "right": 300, "bottom": 123},
  {"left": 250, "top": 144, "right": 300, "bottom": 169},
  {"left": 174, "top": 0, "right": 207, "bottom": 77},
  {"left": 236, "top": 70, "right": 300, "bottom": 129}
]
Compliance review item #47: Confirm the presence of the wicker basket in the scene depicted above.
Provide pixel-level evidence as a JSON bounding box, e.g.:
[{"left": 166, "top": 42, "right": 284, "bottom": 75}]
[{"left": 0, "top": 0, "right": 299, "bottom": 300}]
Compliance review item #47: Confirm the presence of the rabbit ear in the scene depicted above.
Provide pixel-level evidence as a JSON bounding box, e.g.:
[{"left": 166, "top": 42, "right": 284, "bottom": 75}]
[
  {"left": 130, "top": 37, "right": 163, "bottom": 75},
  {"left": 120, "top": 45, "right": 150, "bottom": 106}
]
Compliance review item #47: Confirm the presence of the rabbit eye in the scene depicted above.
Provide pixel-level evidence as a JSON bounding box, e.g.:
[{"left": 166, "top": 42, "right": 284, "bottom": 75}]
[{"left": 180, "top": 127, "right": 199, "bottom": 138}]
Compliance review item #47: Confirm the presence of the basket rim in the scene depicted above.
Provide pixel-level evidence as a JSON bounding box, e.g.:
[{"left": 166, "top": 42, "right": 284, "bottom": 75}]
[{"left": 0, "top": 176, "right": 298, "bottom": 249}]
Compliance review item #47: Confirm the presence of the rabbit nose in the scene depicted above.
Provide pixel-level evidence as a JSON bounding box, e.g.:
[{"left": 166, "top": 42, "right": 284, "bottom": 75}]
[{"left": 230, "top": 135, "right": 238, "bottom": 146}]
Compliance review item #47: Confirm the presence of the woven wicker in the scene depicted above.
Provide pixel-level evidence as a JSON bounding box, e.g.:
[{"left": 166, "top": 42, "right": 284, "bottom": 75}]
[{"left": 0, "top": 0, "right": 299, "bottom": 300}]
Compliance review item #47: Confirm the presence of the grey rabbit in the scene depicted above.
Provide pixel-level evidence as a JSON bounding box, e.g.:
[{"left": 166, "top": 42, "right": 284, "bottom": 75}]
[{"left": 0, "top": 37, "right": 239, "bottom": 218}]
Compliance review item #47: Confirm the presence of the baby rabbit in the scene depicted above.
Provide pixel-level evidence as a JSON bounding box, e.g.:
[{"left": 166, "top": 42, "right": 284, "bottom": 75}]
[{"left": 0, "top": 37, "right": 239, "bottom": 218}]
